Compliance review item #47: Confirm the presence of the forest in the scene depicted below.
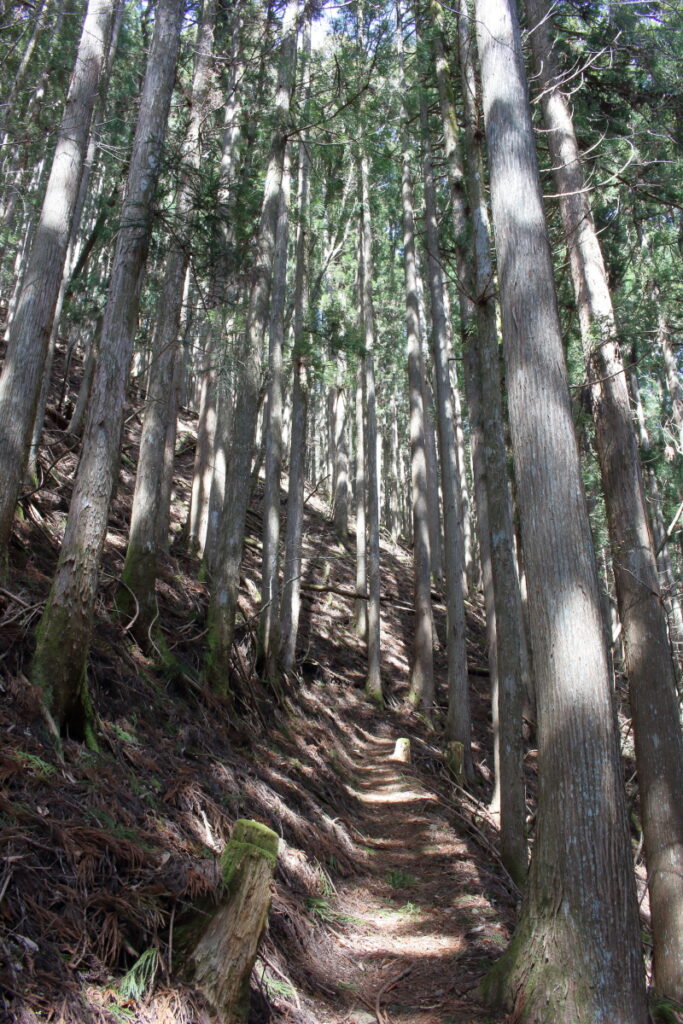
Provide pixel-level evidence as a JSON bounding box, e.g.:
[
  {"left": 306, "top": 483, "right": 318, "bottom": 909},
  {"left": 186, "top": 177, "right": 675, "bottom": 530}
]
[{"left": 0, "top": 0, "right": 682, "bottom": 1020}]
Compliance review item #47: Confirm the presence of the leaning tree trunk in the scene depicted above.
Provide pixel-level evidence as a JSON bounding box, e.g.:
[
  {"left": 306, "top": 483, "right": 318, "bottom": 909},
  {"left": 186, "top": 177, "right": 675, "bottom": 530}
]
[
  {"left": 206, "top": 0, "right": 299, "bottom": 695},
  {"left": 473, "top": 0, "right": 647, "bottom": 1018},
  {"left": 30, "top": 0, "right": 184, "bottom": 741},
  {"left": 0, "top": 0, "right": 114, "bottom": 566},
  {"left": 525, "top": 0, "right": 683, "bottom": 997}
]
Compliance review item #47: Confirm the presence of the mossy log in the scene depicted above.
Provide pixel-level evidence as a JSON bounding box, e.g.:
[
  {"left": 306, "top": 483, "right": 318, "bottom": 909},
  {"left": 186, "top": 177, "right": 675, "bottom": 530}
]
[{"left": 190, "top": 819, "right": 279, "bottom": 1023}]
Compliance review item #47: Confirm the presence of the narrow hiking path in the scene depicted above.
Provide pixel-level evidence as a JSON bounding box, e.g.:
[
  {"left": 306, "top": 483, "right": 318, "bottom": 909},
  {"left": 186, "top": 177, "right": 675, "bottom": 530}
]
[
  {"left": 302, "top": 723, "right": 510, "bottom": 1024},
  {"left": 0, "top": 351, "right": 517, "bottom": 1023}
]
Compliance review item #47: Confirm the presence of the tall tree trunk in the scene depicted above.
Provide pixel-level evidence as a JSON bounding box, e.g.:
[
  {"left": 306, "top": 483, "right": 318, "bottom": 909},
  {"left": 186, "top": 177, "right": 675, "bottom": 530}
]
[
  {"left": 654, "top": 291, "right": 683, "bottom": 456},
  {"left": 456, "top": 0, "right": 528, "bottom": 882},
  {"left": 258, "top": 142, "right": 292, "bottom": 676},
  {"left": 401, "top": 145, "right": 435, "bottom": 710},
  {"left": 397, "top": 3, "right": 434, "bottom": 710},
  {"left": 121, "top": 0, "right": 216, "bottom": 647},
  {"left": 206, "top": 0, "right": 299, "bottom": 694},
  {"left": 354, "top": 357, "right": 368, "bottom": 637},
  {"left": 332, "top": 377, "right": 349, "bottom": 542},
  {"left": 0, "top": 0, "right": 114, "bottom": 565},
  {"left": 186, "top": 10, "right": 245, "bottom": 557},
  {"left": 473, "top": 0, "right": 647, "bottom": 1016},
  {"left": 629, "top": 348, "right": 683, "bottom": 652},
  {"left": 526, "top": 0, "right": 683, "bottom": 997},
  {"left": 27, "top": 0, "right": 124, "bottom": 482},
  {"left": 279, "top": 131, "right": 310, "bottom": 674},
  {"left": 30, "top": 0, "right": 184, "bottom": 741},
  {"left": 358, "top": 151, "right": 382, "bottom": 703},
  {"left": 419, "top": 90, "right": 471, "bottom": 775}
]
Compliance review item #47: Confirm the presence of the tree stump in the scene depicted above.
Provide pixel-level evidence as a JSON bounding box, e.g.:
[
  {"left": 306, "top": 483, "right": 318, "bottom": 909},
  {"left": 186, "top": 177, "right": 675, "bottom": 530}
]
[
  {"left": 391, "top": 737, "right": 411, "bottom": 763},
  {"left": 190, "top": 819, "right": 279, "bottom": 1023},
  {"left": 445, "top": 740, "right": 465, "bottom": 784}
]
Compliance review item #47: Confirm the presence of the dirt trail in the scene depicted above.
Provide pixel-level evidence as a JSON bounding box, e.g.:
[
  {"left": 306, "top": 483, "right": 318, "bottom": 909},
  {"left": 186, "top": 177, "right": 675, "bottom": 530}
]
[{"left": 306, "top": 725, "right": 507, "bottom": 1024}]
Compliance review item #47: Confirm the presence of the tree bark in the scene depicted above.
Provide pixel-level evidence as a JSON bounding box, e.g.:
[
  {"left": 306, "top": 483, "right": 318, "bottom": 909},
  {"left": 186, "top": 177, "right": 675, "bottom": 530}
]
[
  {"left": 206, "top": 0, "right": 299, "bottom": 695},
  {"left": 456, "top": 0, "right": 528, "bottom": 883},
  {"left": 526, "top": 0, "right": 683, "bottom": 996},
  {"left": 358, "top": 150, "right": 382, "bottom": 703},
  {"left": 0, "top": 0, "right": 114, "bottom": 565},
  {"left": 258, "top": 142, "right": 292, "bottom": 676},
  {"left": 402, "top": 148, "right": 435, "bottom": 709},
  {"left": 418, "top": 89, "right": 471, "bottom": 775},
  {"left": 189, "top": 820, "right": 279, "bottom": 1024},
  {"left": 397, "top": 8, "right": 434, "bottom": 710},
  {"left": 30, "top": 0, "right": 184, "bottom": 740},
  {"left": 332, "top": 379, "right": 349, "bottom": 542},
  {"left": 474, "top": 0, "right": 647, "bottom": 1016}
]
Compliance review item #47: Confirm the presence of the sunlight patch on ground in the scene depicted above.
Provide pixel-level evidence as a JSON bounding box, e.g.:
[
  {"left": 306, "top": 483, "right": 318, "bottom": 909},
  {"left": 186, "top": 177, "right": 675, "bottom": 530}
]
[{"left": 351, "top": 784, "right": 439, "bottom": 807}]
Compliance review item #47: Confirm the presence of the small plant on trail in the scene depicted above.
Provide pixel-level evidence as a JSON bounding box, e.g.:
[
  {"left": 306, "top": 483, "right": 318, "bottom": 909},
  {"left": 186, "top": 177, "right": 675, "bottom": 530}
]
[
  {"left": 119, "top": 947, "right": 159, "bottom": 1001},
  {"left": 264, "top": 976, "right": 296, "bottom": 1000},
  {"left": 18, "top": 752, "right": 57, "bottom": 778},
  {"left": 386, "top": 868, "right": 417, "bottom": 889}
]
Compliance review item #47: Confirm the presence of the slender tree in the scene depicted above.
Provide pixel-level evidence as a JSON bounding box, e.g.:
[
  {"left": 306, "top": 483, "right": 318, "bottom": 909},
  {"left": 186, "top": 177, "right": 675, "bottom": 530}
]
[
  {"left": 31, "top": 0, "right": 185, "bottom": 739},
  {"left": 207, "top": 0, "right": 299, "bottom": 693},
  {"left": 120, "top": 0, "right": 216, "bottom": 646},
  {"left": 357, "top": 149, "right": 382, "bottom": 702},
  {"left": 0, "top": 0, "right": 115, "bottom": 564},
  {"left": 418, "top": 88, "right": 471, "bottom": 775}
]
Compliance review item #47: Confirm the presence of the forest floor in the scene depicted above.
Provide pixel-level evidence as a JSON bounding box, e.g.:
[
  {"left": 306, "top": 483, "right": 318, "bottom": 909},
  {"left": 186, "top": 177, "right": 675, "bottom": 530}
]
[{"left": 0, "top": 343, "right": 550, "bottom": 1024}]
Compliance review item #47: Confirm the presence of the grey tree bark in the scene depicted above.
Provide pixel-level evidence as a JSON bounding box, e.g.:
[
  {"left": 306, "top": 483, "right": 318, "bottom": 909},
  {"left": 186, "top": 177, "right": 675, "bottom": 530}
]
[
  {"left": 30, "top": 0, "right": 184, "bottom": 740},
  {"left": 397, "top": 5, "right": 434, "bottom": 710},
  {"left": 121, "top": 0, "right": 216, "bottom": 647},
  {"left": 27, "top": 0, "right": 124, "bottom": 482},
  {"left": 354, "top": 343, "right": 368, "bottom": 638},
  {"left": 332, "top": 378, "right": 349, "bottom": 542},
  {"left": 358, "top": 150, "right": 382, "bottom": 703},
  {"left": 279, "top": 136, "right": 310, "bottom": 673},
  {"left": 526, "top": 0, "right": 683, "bottom": 996},
  {"left": 0, "top": 0, "right": 115, "bottom": 565},
  {"left": 258, "top": 142, "right": 292, "bottom": 676},
  {"left": 456, "top": 0, "right": 528, "bottom": 883},
  {"left": 402, "top": 147, "right": 435, "bottom": 710},
  {"left": 419, "top": 90, "right": 471, "bottom": 775},
  {"left": 206, "top": 0, "right": 299, "bottom": 694},
  {"left": 474, "top": 0, "right": 647, "bottom": 1016}
]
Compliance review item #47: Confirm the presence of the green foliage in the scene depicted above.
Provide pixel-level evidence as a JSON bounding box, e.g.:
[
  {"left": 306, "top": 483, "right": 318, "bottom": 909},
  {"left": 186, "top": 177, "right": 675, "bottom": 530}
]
[
  {"left": 385, "top": 868, "right": 417, "bottom": 889},
  {"left": 118, "top": 947, "right": 160, "bottom": 1001}
]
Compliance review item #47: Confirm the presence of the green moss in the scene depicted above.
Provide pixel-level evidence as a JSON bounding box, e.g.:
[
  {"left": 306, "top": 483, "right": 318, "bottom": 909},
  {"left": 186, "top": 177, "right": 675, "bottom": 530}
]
[
  {"left": 220, "top": 820, "right": 279, "bottom": 888},
  {"left": 478, "top": 928, "right": 525, "bottom": 1009},
  {"left": 205, "top": 618, "right": 233, "bottom": 698},
  {"left": 32, "top": 597, "right": 95, "bottom": 746}
]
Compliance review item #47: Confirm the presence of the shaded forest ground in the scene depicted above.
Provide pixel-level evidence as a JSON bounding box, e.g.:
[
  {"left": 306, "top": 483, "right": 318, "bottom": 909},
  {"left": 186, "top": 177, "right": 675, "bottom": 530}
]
[{"left": 0, "top": 341, "right": 625, "bottom": 1023}]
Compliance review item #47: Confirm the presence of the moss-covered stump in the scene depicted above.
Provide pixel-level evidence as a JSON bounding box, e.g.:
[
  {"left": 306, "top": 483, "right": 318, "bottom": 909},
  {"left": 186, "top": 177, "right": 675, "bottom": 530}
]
[
  {"left": 445, "top": 740, "right": 465, "bottom": 784},
  {"left": 189, "top": 819, "right": 279, "bottom": 1023}
]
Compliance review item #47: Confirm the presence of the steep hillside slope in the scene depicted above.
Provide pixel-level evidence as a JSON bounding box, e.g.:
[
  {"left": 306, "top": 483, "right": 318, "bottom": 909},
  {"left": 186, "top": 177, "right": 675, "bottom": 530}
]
[{"left": 0, "top": 345, "right": 516, "bottom": 1024}]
